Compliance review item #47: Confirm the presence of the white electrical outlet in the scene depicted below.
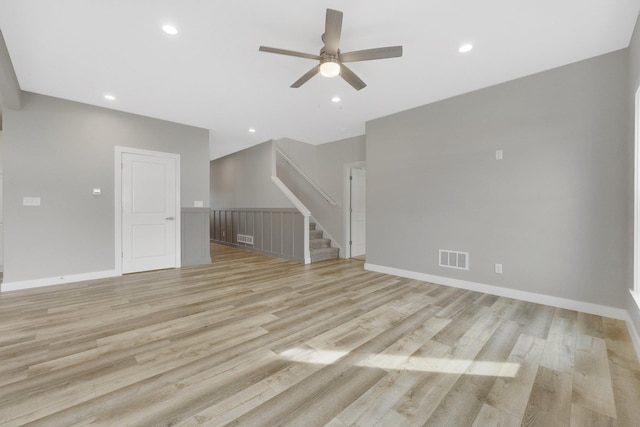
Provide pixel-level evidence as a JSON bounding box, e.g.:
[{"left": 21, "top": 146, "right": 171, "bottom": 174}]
[
  {"left": 495, "top": 263, "right": 503, "bottom": 274},
  {"left": 23, "top": 197, "right": 41, "bottom": 206},
  {"left": 194, "top": 201, "right": 204, "bottom": 207},
  {"left": 495, "top": 150, "right": 503, "bottom": 160}
]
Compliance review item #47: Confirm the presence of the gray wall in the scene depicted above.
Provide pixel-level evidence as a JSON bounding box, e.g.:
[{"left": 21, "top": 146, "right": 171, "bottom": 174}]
[
  {"left": 367, "top": 49, "right": 629, "bottom": 309},
  {"left": 628, "top": 13, "right": 640, "bottom": 334},
  {"left": 631, "top": 14, "right": 640, "bottom": 92},
  {"left": 0, "top": 130, "right": 3, "bottom": 271},
  {"left": 211, "top": 208, "right": 305, "bottom": 262},
  {"left": 210, "top": 140, "right": 293, "bottom": 209},
  {"left": 3, "top": 92, "right": 209, "bottom": 283},
  {"left": 276, "top": 135, "right": 366, "bottom": 250},
  {"left": 0, "top": 129, "right": 3, "bottom": 174},
  {"left": 181, "top": 208, "right": 211, "bottom": 267}
]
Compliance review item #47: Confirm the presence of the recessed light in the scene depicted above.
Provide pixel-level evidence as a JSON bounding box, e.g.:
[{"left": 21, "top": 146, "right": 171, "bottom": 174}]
[
  {"left": 162, "top": 24, "right": 178, "bottom": 35},
  {"left": 331, "top": 96, "right": 341, "bottom": 103},
  {"left": 104, "top": 94, "right": 115, "bottom": 101},
  {"left": 249, "top": 128, "right": 256, "bottom": 133},
  {"left": 459, "top": 44, "right": 473, "bottom": 53}
]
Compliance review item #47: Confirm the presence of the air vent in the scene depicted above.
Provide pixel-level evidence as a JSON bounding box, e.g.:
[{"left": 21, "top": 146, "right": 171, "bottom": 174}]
[
  {"left": 439, "top": 249, "right": 469, "bottom": 270},
  {"left": 237, "top": 234, "right": 254, "bottom": 245}
]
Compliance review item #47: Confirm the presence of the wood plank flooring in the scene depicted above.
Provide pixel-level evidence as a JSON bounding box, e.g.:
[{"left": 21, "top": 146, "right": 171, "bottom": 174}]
[{"left": 0, "top": 243, "right": 639, "bottom": 426}]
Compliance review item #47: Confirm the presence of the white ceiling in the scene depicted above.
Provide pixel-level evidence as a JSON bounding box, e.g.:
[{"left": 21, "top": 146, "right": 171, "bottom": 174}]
[{"left": 0, "top": 1, "right": 639, "bottom": 159}]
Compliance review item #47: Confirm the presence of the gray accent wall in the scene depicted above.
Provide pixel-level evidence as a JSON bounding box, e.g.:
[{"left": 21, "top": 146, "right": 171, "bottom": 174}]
[
  {"left": 211, "top": 208, "right": 305, "bottom": 262},
  {"left": 3, "top": 92, "right": 209, "bottom": 283},
  {"left": 181, "top": 208, "right": 211, "bottom": 266},
  {"left": 210, "top": 140, "right": 293, "bottom": 209},
  {"left": 367, "top": 49, "right": 629, "bottom": 309}
]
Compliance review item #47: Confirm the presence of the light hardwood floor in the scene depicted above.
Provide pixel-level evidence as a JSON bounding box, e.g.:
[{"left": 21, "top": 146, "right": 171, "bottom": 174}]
[{"left": 1, "top": 244, "right": 639, "bottom": 426}]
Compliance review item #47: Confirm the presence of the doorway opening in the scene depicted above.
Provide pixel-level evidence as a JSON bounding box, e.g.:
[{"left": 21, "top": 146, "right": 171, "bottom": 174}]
[{"left": 344, "top": 162, "right": 366, "bottom": 260}]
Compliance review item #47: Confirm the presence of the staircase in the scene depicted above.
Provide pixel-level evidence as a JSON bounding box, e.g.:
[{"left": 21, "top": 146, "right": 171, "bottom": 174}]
[{"left": 309, "top": 222, "right": 339, "bottom": 262}]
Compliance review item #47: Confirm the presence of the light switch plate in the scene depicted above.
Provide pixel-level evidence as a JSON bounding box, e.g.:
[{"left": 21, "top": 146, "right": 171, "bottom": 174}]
[{"left": 23, "top": 197, "right": 41, "bottom": 206}]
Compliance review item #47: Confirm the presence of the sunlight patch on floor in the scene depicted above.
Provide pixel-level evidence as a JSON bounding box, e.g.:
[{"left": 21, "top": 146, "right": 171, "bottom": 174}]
[{"left": 279, "top": 348, "right": 520, "bottom": 377}]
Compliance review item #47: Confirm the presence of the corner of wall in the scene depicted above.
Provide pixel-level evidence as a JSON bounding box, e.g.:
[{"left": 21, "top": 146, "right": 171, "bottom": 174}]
[{"left": 628, "top": 291, "right": 640, "bottom": 360}]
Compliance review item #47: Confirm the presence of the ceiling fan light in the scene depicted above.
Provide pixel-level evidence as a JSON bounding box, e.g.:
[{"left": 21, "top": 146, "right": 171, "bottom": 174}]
[
  {"left": 162, "top": 24, "right": 178, "bottom": 35},
  {"left": 320, "top": 61, "right": 341, "bottom": 78}
]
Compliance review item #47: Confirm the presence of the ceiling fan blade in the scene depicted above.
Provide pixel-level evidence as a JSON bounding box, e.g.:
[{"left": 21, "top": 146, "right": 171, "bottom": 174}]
[
  {"left": 323, "top": 9, "right": 343, "bottom": 55},
  {"left": 340, "top": 64, "right": 366, "bottom": 91},
  {"left": 259, "top": 46, "right": 321, "bottom": 61},
  {"left": 291, "top": 64, "right": 321, "bottom": 88},
  {"left": 339, "top": 46, "right": 403, "bottom": 63}
]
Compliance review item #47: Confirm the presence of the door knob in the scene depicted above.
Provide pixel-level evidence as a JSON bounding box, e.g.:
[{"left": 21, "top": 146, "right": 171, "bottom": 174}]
[{"left": 165, "top": 217, "right": 175, "bottom": 221}]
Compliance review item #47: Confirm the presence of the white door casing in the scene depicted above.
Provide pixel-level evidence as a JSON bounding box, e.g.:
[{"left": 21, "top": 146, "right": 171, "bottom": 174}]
[
  {"left": 115, "top": 147, "right": 181, "bottom": 274},
  {"left": 350, "top": 167, "right": 366, "bottom": 257}
]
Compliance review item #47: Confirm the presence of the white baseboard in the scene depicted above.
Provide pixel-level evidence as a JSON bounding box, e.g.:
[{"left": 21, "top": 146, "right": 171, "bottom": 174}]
[
  {"left": 2, "top": 270, "right": 120, "bottom": 292},
  {"left": 366, "top": 262, "right": 640, "bottom": 360},
  {"left": 625, "top": 312, "right": 640, "bottom": 362},
  {"left": 364, "top": 263, "right": 629, "bottom": 320}
]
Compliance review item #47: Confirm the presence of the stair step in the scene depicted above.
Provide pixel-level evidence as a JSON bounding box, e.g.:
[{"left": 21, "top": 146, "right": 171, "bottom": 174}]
[
  {"left": 310, "top": 247, "right": 339, "bottom": 262},
  {"left": 309, "top": 230, "right": 323, "bottom": 239},
  {"left": 310, "top": 238, "right": 331, "bottom": 249},
  {"left": 308, "top": 223, "right": 337, "bottom": 263}
]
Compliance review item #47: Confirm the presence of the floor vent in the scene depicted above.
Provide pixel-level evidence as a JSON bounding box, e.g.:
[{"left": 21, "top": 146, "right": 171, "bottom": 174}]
[
  {"left": 439, "top": 249, "right": 469, "bottom": 270},
  {"left": 237, "top": 234, "right": 254, "bottom": 245}
]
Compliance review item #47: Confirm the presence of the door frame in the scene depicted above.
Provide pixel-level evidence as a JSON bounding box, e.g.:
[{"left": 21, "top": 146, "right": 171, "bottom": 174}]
[
  {"left": 634, "top": 86, "right": 640, "bottom": 312},
  {"left": 343, "top": 161, "right": 366, "bottom": 259},
  {"left": 115, "top": 146, "right": 181, "bottom": 275}
]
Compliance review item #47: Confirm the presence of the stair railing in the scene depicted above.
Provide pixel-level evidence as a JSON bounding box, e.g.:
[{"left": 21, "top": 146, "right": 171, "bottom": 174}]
[
  {"left": 274, "top": 146, "right": 338, "bottom": 207},
  {"left": 270, "top": 142, "right": 311, "bottom": 264}
]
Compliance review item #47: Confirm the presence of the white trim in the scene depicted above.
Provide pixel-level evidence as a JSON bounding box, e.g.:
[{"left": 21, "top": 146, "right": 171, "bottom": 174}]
[
  {"left": 2, "top": 270, "right": 119, "bottom": 292},
  {"left": 271, "top": 176, "right": 311, "bottom": 216},
  {"left": 343, "top": 161, "right": 366, "bottom": 259},
  {"left": 635, "top": 86, "right": 640, "bottom": 293},
  {"left": 115, "top": 146, "right": 181, "bottom": 275},
  {"left": 626, "top": 302, "right": 640, "bottom": 360},
  {"left": 627, "top": 319, "right": 640, "bottom": 362},
  {"left": 631, "top": 289, "right": 640, "bottom": 311},
  {"left": 115, "top": 148, "right": 123, "bottom": 274},
  {"left": 272, "top": 175, "right": 312, "bottom": 263},
  {"left": 364, "top": 263, "right": 628, "bottom": 320},
  {"left": 270, "top": 141, "right": 311, "bottom": 263},
  {"left": 271, "top": 139, "right": 277, "bottom": 177},
  {"left": 303, "top": 215, "right": 311, "bottom": 264}
]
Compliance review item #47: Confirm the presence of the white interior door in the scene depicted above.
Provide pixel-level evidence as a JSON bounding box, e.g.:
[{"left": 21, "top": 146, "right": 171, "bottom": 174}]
[
  {"left": 122, "top": 152, "right": 177, "bottom": 273},
  {"left": 350, "top": 167, "right": 366, "bottom": 257}
]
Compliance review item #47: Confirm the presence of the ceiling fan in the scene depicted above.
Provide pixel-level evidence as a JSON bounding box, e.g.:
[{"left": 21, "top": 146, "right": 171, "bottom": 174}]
[{"left": 259, "top": 8, "right": 403, "bottom": 91}]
